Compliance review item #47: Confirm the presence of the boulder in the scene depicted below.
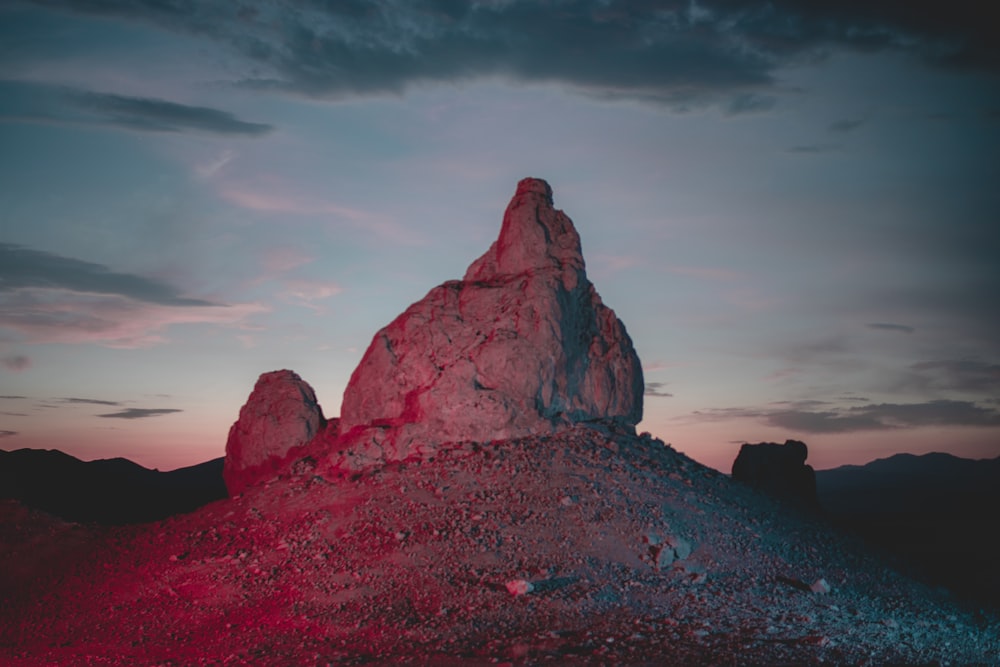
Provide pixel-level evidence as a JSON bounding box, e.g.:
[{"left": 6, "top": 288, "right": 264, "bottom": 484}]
[
  {"left": 223, "top": 370, "right": 326, "bottom": 496},
  {"left": 731, "top": 439, "right": 819, "bottom": 509},
  {"left": 335, "top": 178, "right": 643, "bottom": 464}
]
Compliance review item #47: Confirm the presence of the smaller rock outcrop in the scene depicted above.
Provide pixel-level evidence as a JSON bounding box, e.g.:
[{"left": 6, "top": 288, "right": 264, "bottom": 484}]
[
  {"left": 732, "top": 440, "right": 819, "bottom": 509},
  {"left": 223, "top": 370, "right": 327, "bottom": 496}
]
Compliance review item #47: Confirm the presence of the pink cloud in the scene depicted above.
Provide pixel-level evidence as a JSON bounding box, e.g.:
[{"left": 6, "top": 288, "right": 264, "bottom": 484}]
[
  {"left": 280, "top": 278, "right": 344, "bottom": 311},
  {"left": 2, "top": 355, "right": 31, "bottom": 372},
  {"left": 0, "top": 288, "right": 267, "bottom": 348},
  {"left": 260, "top": 247, "right": 316, "bottom": 276},
  {"left": 667, "top": 266, "right": 745, "bottom": 282},
  {"left": 218, "top": 180, "right": 425, "bottom": 246}
]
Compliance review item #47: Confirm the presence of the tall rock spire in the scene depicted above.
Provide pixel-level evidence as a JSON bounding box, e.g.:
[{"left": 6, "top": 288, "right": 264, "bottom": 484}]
[{"left": 335, "top": 178, "right": 643, "bottom": 464}]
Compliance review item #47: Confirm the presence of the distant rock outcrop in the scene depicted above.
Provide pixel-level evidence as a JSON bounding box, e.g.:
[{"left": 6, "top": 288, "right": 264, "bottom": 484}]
[
  {"left": 336, "top": 178, "right": 643, "bottom": 464},
  {"left": 224, "top": 370, "right": 327, "bottom": 496},
  {"left": 732, "top": 439, "right": 819, "bottom": 509}
]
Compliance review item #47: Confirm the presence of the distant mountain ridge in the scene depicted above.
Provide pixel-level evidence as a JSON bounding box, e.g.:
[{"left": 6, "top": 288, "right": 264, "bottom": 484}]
[
  {"left": 817, "top": 451, "right": 1000, "bottom": 517},
  {"left": 816, "top": 451, "right": 1000, "bottom": 611},
  {"left": 0, "top": 448, "right": 226, "bottom": 524}
]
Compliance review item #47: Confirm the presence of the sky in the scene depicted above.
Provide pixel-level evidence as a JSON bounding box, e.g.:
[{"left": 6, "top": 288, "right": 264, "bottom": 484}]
[{"left": 1, "top": 0, "right": 998, "bottom": 473}]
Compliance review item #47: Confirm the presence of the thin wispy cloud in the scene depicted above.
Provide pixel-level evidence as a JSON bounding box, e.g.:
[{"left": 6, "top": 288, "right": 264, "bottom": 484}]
[
  {"left": 908, "top": 360, "right": 1000, "bottom": 393},
  {"left": 0, "top": 243, "right": 215, "bottom": 307},
  {"left": 645, "top": 382, "right": 673, "bottom": 398},
  {"left": 1, "top": 355, "right": 31, "bottom": 371},
  {"left": 0, "top": 244, "right": 267, "bottom": 348},
  {"left": 786, "top": 144, "right": 840, "bottom": 155},
  {"left": 0, "top": 81, "right": 272, "bottom": 136},
  {"left": 219, "top": 184, "right": 424, "bottom": 245},
  {"left": 72, "top": 91, "right": 273, "bottom": 136},
  {"left": 97, "top": 408, "right": 182, "bottom": 419},
  {"left": 867, "top": 322, "right": 915, "bottom": 334},
  {"left": 828, "top": 118, "right": 866, "bottom": 133},
  {"left": 0, "top": 430, "right": 17, "bottom": 438},
  {"left": 691, "top": 399, "right": 1000, "bottom": 433},
  {"left": 61, "top": 397, "right": 121, "bottom": 406}
]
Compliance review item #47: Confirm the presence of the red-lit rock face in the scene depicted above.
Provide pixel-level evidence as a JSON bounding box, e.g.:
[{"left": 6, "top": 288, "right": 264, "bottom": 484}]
[
  {"left": 223, "top": 370, "right": 325, "bottom": 495},
  {"left": 337, "top": 178, "right": 643, "bottom": 464}
]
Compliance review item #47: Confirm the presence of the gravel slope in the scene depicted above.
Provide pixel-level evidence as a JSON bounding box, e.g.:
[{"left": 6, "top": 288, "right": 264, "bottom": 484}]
[{"left": 2, "top": 426, "right": 997, "bottom": 665}]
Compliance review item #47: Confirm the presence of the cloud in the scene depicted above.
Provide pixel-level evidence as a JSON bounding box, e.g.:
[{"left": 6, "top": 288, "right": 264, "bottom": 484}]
[
  {"left": 692, "top": 399, "right": 1000, "bottom": 433},
  {"left": 280, "top": 278, "right": 344, "bottom": 310},
  {"left": 96, "top": 408, "right": 183, "bottom": 419},
  {"left": 32, "top": 0, "right": 1000, "bottom": 108},
  {"left": 72, "top": 91, "right": 273, "bottom": 135},
  {"left": 867, "top": 322, "right": 915, "bottom": 334},
  {"left": 0, "top": 81, "right": 273, "bottom": 136},
  {"left": 0, "top": 243, "right": 215, "bottom": 307},
  {"left": 1, "top": 355, "right": 31, "bottom": 371},
  {"left": 0, "top": 289, "right": 267, "bottom": 348},
  {"left": 786, "top": 144, "right": 840, "bottom": 154},
  {"left": 219, "top": 183, "right": 424, "bottom": 245},
  {"left": 0, "top": 244, "right": 267, "bottom": 348},
  {"left": 828, "top": 118, "right": 866, "bottom": 133},
  {"left": 0, "top": 430, "right": 17, "bottom": 438},
  {"left": 645, "top": 382, "right": 673, "bottom": 398},
  {"left": 61, "top": 397, "right": 121, "bottom": 406},
  {"left": 0, "top": 395, "right": 27, "bottom": 400},
  {"left": 908, "top": 359, "right": 1000, "bottom": 394}
]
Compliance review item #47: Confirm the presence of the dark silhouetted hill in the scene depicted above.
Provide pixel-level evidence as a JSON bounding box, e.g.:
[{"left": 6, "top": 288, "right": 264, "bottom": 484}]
[
  {"left": 0, "top": 448, "right": 226, "bottom": 524},
  {"left": 817, "top": 452, "right": 1000, "bottom": 610}
]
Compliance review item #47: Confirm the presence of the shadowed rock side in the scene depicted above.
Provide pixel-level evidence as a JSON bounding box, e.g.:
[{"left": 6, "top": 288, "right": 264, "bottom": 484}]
[
  {"left": 336, "top": 178, "right": 643, "bottom": 465},
  {"left": 732, "top": 439, "right": 819, "bottom": 510},
  {"left": 223, "top": 370, "right": 328, "bottom": 496}
]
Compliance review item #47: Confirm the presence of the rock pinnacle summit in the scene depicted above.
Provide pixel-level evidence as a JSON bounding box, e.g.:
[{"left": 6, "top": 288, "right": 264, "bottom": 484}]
[{"left": 335, "top": 177, "right": 644, "bottom": 464}]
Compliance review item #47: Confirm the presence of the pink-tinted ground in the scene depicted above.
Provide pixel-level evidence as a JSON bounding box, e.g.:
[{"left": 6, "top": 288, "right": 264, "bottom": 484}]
[{"left": 2, "top": 427, "right": 997, "bottom": 665}]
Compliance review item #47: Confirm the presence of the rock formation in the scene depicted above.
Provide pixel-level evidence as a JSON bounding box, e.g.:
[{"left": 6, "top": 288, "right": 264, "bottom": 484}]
[
  {"left": 731, "top": 439, "right": 819, "bottom": 509},
  {"left": 335, "top": 177, "right": 643, "bottom": 463},
  {"left": 223, "top": 370, "right": 326, "bottom": 496}
]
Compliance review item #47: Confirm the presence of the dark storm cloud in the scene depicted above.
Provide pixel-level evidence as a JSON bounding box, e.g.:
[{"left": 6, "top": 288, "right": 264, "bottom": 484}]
[
  {"left": 1, "top": 354, "right": 31, "bottom": 371},
  {"left": 61, "top": 397, "right": 121, "bottom": 406},
  {"left": 0, "top": 243, "right": 216, "bottom": 307},
  {"left": 867, "top": 322, "right": 915, "bottom": 334},
  {"left": 0, "top": 81, "right": 272, "bottom": 136},
  {"left": 97, "top": 408, "right": 182, "bottom": 419},
  {"left": 25, "top": 0, "right": 1000, "bottom": 108},
  {"left": 645, "top": 382, "right": 673, "bottom": 397},
  {"left": 694, "top": 398, "right": 1000, "bottom": 433}
]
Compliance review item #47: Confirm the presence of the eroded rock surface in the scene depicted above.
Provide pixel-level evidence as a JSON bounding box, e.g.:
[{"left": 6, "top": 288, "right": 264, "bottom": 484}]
[
  {"left": 223, "top": 370, "right": 326, "bottom": 496},
  {"left": 336, "top": 178, "right": 643, "bottom": 463}
]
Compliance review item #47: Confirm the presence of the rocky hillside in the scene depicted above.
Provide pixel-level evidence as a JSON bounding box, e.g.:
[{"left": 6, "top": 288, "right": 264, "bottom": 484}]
[
  {"left": 2, "top": 179, "right": 996, "bottom": 665},
  {"left": 3, "top": 427, "right": 997, "bottom": 665}
]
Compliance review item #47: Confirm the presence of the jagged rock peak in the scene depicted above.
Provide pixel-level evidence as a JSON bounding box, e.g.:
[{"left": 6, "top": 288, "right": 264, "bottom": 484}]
[
  {"left": 464, "top": 177, "right": 583, "bottom": 287},
  {"left": 223, "top": 370, "right": 325, "bottom": 496},
  {"left": 335, "top": 178, "right": 643, "bottom": 466}
]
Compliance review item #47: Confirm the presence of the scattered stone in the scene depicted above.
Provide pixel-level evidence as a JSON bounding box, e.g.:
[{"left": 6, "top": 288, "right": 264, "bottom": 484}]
[
  {"left": 810, "top": 578, "right": 831, "bottom": 594},
  {"left": 506, "top": 579, "right": 534, "bottom": 596}
]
